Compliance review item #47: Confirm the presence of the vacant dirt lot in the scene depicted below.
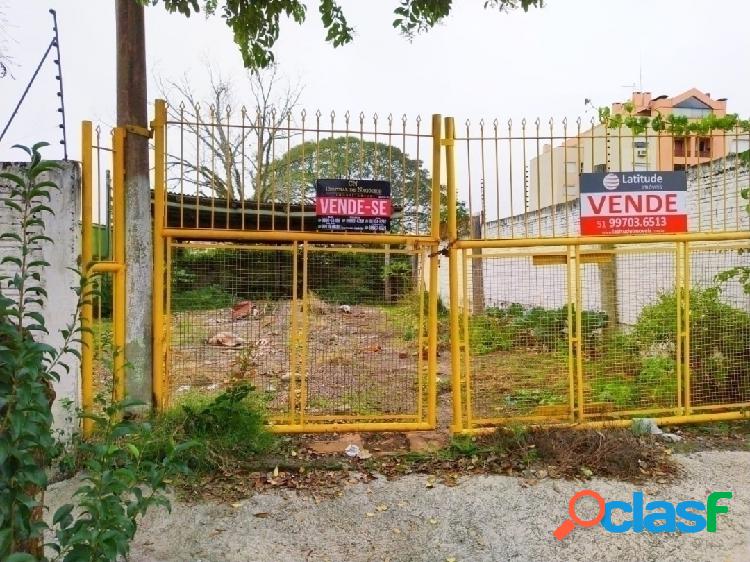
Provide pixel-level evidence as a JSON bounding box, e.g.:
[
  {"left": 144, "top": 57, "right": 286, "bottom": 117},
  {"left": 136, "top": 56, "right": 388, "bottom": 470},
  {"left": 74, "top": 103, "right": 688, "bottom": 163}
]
[
  {"left": 46, "top": 450, "right": 750, "bottom": 562},
  {"left": 168, "top": 299, "right": 432, "bottom": 418}
]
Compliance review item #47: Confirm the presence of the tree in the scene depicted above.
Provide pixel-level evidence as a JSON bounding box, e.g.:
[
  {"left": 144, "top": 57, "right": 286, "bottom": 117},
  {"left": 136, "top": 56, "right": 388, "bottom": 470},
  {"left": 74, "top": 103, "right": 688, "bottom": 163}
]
[
  {"left": 161, "top": 64, "right": 301, "bottom": 200},
  {"left": 142, "top": 0, "right": 544, "bottom": 69},
  {"left": 263, "top": 136, "right": 432, "bottom": 233}
]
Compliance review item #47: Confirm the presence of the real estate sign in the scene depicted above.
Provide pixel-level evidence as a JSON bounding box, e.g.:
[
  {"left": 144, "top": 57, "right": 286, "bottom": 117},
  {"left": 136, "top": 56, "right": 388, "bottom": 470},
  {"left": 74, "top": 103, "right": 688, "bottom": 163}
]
[
  {"left": 315, "top": 179, "right": 392, "bottom": 233},
  {"left": 579, "top": 171, "right": 688, "bottom": 236}
]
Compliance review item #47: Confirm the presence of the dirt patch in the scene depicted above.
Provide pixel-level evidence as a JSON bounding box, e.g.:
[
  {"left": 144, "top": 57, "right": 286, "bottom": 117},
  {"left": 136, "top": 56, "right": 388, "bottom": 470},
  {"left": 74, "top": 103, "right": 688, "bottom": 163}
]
[
  {"left": 170, "top": 427, "right": 679, "bottom": 504},
  {"left": 664, "top": 421, "right": 750, "bottom": 453},
  {"left": 371, "top": 428, "right": 678, "bottom": 488},
  {"left": 168, "top": 301, "right": 429, "bottom": 418}
]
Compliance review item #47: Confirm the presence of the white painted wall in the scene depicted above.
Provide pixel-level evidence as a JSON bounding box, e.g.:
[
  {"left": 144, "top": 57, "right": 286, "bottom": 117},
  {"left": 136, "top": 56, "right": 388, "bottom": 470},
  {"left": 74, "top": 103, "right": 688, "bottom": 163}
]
[{"left": 0, "top": 161, "right": 82, "bottom": 438}]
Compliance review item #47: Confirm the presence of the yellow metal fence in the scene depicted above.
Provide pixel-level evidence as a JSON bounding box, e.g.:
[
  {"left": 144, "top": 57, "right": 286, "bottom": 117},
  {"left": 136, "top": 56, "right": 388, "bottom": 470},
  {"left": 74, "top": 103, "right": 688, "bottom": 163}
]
[
  {"left": 80, "top": 104, "right": 750, "bottom": 435},
  {"left": 149, "top": 103, "right": 443, "bottom": 432},
  {"left": 443, "top": 112, "right": 750, "bottom": 433},
  {"left": 451, "top": 239, "right": 750, "bottom": 432}
]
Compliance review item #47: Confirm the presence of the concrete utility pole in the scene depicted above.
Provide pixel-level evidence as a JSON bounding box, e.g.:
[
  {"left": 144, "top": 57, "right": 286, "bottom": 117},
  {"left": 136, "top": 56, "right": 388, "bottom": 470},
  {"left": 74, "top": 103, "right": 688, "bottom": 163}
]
[{"left": 116, "top": 0, "right": 152, "bottom": 406}]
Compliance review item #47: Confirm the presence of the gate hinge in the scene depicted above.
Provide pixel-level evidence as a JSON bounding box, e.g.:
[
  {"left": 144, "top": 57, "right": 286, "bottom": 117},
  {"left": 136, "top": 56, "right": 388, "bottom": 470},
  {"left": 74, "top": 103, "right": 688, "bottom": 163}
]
[{"left": 125, "top": 124, "right": 153, "bottom": 138}]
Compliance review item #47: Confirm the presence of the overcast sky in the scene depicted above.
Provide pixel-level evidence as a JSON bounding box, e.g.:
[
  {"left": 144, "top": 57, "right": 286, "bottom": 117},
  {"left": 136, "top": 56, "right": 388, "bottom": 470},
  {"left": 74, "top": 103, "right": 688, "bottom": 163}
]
[{"left": 2, "top": 0, "right": 750, "bottom": 164}]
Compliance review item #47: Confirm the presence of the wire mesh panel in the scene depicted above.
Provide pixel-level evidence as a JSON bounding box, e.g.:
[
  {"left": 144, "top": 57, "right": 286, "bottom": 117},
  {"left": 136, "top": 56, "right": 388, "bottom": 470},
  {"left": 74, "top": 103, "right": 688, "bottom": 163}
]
[
  {"left": 463, "top": 250, "right": 573, "bottom": 427},
  {"left": 88, "top": 129, "right": 116, "bottom": 399},
  {"left": 167, "top": 243, "right": 296, "bottom": 420},
  {"left": 302, "top": 245, "right": 427, "bottom": 423},
  {"left": 166, "top": 241, "right": 430, "bottom": 429},
  {"left": 579, "top": 246, "right": 680, "bottom": 420},
  {"left": 687, "top": 243, "right": 750, "bottom": 410}
]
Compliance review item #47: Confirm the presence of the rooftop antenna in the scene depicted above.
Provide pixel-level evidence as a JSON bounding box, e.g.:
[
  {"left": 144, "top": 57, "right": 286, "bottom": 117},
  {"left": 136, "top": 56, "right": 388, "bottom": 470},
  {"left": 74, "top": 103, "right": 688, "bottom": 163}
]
[{"left": 639, "top": 55, "right": 643, "bottom": 92}]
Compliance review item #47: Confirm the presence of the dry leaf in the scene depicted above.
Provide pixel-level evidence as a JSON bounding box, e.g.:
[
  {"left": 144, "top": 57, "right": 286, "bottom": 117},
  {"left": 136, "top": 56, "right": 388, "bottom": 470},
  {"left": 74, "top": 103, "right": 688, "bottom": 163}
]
[
  {"left": 428, "top": 518, "right": 438, "bottom": 525},
  {"left": 366, "top": 512, "right": 375, "bottom": 517},
  {"left": 273, "top": 466, "right": 279, "bottom": 478},
  {"left": 376, "top": 504, "right": 388, "bottom": 512},
  {"left": 254, "top": 512, "right": 269, "bottom": 518}
]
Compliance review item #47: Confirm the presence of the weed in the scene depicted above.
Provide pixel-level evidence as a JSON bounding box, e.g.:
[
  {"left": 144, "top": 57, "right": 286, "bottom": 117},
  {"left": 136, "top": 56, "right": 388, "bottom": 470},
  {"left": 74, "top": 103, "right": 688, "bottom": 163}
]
[
  {"left": 447, "top": 435, "right": 478, "bottom": 458},
  {"left": 592, "top": 378, "right": 636, "bottom": 407},
  {"left": 635, "top": 287, "right": 750, "bottom": 403},
  {"left": 140, "top": 383, "right": 275, "bottom": 474},
  {"left": 51, "top": 398, "right": 193, "bottom": 561}
]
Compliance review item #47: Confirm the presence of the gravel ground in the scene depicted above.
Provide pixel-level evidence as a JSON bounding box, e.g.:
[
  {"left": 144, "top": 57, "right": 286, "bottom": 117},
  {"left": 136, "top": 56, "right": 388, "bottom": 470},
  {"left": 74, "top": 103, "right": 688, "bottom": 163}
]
[{"left": 46, "top": 451, "right": 750, "bottom": 562}]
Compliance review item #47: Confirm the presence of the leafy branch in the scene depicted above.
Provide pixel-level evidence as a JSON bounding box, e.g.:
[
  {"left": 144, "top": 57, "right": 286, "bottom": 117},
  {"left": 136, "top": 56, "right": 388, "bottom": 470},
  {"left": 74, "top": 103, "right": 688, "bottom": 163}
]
[{"left": 598, "top": 104, "right": 750, "bottom": 136}]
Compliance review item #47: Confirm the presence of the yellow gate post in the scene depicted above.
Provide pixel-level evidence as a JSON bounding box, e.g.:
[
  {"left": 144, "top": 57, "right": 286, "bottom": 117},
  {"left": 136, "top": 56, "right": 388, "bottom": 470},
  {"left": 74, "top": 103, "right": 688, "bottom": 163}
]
[
  {"left": 683, "top": 241, "right": 692, "bottom": 415},
  {"left": 152, "top": 99, "right": 167, "bottom": 411},
  {"left": 444, "top": 116, "right": 463, "bottom": 433},
  {"left": 427, "top": 114, "right": 442, "bottom": 428}
]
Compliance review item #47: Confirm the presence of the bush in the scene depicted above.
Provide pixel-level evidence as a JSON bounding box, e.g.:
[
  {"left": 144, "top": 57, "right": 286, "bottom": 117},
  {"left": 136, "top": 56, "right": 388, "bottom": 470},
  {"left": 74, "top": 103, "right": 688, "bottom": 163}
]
[
  {"left": 172, "top": 286, "right": 234, "bottom": 311},
  {"left": 469, "top": 303, "right": 607, "bottom": 355},
  {"left": 638, "top": 356, "right": 677, "bottom": 405},
  {"left": 469, "top": 315, "right": 514, "bottom": 355},
  {"left": 140, "top": 383, "right": 275, "bottom": 473},
  {"left": 635, "top": 287, "right": 750, "bottom": 403},
  {"left": 592, "top": 377, "right": 636, "bottom": 407}
]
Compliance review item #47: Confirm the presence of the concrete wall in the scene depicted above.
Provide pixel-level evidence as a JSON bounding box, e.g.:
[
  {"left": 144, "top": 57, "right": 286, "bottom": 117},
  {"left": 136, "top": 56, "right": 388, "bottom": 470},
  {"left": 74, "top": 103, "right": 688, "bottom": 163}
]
[
  {"left": 447, "top": 156, "right": 750, "bottom": 323},
  {"left": 0, "top": 161, "right": 82, "bottom": 438}
]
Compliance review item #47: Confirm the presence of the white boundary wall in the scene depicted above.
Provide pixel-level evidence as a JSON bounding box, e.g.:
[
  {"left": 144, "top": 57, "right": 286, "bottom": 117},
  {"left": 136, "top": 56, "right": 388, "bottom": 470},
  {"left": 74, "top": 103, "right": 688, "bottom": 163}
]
[{"left": 0, "top": 161, "right": 82, "bottom": 438}]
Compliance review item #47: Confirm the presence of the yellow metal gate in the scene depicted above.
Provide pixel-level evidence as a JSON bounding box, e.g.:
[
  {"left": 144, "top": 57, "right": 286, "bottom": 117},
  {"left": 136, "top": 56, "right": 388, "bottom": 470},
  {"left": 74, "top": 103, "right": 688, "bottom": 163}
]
[
  {"left": 81, "top": 103, "right": 750, "bottom": 434},
  {"left": 441, "top": 115, "right": 750, "bottom": 433},
  {"left": 150, "top": 102, "right": 443, "bottom": 432}
]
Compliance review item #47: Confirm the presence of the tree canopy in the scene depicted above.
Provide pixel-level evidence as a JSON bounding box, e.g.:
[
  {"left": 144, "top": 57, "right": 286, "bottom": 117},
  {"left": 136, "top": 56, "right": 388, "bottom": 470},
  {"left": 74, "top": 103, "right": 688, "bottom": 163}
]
[
  {"left": 142, "top": 0, "right": 544, "bottom": 68},
  {"left": 262, "top": 135, "right": 431, "bottom": 233}
]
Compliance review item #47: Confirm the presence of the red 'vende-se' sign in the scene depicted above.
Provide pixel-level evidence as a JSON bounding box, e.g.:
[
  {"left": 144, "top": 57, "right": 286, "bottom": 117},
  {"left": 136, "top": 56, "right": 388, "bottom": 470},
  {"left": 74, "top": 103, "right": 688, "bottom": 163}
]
[{"left": 315, "top": 197, "right": 391, "bottom": 217}]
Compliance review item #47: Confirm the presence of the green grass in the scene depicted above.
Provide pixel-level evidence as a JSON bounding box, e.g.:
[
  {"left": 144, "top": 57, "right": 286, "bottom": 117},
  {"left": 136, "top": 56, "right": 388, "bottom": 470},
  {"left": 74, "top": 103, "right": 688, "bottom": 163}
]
[
  {"left": 172, "top": 317, "right": 209, "bottom": 345},
  {"left": 172, "top": 286, "right": 234, "bottom": 311},
  {"left": 138, "top": 383, "right": 276, "bottom": 473}
]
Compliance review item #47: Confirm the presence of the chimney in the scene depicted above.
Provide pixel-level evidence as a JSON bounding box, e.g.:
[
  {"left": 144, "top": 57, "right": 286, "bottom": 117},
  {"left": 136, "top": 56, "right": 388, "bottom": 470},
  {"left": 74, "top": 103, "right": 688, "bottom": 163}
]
[{"left": 632, "top": 91, "right": 652, "bottom": 108}]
